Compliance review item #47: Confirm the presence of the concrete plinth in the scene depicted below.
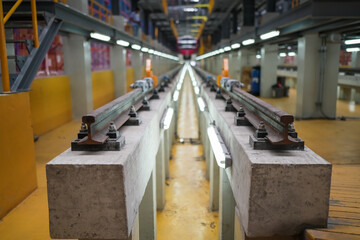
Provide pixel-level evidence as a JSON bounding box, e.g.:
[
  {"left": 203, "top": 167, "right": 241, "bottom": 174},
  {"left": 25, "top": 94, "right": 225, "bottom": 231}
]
[
  {"left": 47, "top": 79, "right": 176, "bottom": 239},
  {"left": 198, "top": 69, "right": 332, "bottom": 238}
]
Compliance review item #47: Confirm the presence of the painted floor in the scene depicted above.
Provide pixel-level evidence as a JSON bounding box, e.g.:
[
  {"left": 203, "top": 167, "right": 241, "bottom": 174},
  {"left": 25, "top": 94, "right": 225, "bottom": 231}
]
[
  {"left": 156, "top": 74, "right": 219, "bottom": 240},
  {"left": 0, "top": 84, "right": 359, "bottom": 239}
]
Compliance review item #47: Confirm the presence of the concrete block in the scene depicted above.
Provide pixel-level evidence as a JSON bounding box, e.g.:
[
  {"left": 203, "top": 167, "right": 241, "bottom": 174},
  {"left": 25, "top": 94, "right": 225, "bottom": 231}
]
[
  {"left": 200, "top": 75, "right": 332, "bottom": 238},
  {"left": 47, "top": 85, "right": 174, "bottom": 239}
]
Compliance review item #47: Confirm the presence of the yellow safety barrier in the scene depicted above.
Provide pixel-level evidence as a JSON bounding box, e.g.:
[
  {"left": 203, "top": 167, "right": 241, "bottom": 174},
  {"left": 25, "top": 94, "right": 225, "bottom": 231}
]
[
  {"left": 89, "top": 0, "right": 113, "bottom": 25},
  {"left": 0, "top": 0, "right": 39, "bottom": 93}
]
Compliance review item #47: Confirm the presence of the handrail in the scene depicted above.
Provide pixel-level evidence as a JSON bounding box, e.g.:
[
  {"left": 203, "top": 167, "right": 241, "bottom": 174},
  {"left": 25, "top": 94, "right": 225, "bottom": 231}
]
[
  {"left": 0, "top": 0, "right": 39, "bottom": 93},
  {"left": 89, "top": 0, "right": 113, "bottom": 25}
]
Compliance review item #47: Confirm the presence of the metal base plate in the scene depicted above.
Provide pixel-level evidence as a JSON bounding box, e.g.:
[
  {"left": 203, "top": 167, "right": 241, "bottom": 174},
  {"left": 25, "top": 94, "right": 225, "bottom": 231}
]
[
  {"left": 71, "top": 136, "right": 126, "bottom": 151},
  {"left": 125, "top": 117, "right": 142, "bottom": 125},
  {"left": 249, "top": 135, "right": 304, "bottom": 150}
]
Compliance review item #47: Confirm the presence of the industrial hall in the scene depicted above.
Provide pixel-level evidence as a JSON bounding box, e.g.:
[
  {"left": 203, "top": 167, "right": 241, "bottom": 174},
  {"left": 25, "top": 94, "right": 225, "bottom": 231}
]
[{"left": 0, "top": 0, "right": 359, "bottom": 239}]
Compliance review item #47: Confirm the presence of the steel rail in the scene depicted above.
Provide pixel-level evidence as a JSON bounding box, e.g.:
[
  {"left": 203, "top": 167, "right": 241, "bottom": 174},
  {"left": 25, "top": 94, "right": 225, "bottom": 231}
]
[
  {"left": 194, "top": 66, "right": 304, "bottom": 150},
  {"left": 72, "top": 66, "right": 181, "bottom": 150}
]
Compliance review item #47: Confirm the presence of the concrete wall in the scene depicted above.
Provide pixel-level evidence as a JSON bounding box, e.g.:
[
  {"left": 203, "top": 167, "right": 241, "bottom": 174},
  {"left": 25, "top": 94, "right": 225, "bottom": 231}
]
[
  {"left": 29, "top": 76, "right": 73, "bottom": 135},
  {"left": 0, "top": 92, "right": 37, "bottom": 219},
  {"left": 92, "top": 70, "right": 115, "bottom": 109}
]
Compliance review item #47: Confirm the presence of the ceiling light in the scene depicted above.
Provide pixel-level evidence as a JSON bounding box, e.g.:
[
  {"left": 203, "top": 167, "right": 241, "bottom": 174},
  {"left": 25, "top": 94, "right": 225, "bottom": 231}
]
[
  {"left": 279, "top": 52, "right": 287, "bottom": 57},
  {"left": 260, "top": 30, "right": 280, "bottom": 40},
  {"left": 131, "top": 44, "right": 141, "bottom": 50},
  {"left": 218, "top": 48, "right": 225, "bottom": 53},
  {"left": 90, "top": 32, "right": 110, "bottom": 42},
  {"left": 161, "top": 108, "right": 174, "bottom": 130},
  {"left": 207, "top": 125, "right": 232, "bottom": 168},
  {"left": 173, "top": 90, "right": 180, "bottom": 101},
  {"left": 256, "top": 54, "right": 261, "bottom": 59},
  {"left": 141, "top": 47, "right": 149, "bottom": 52},
  {"left": 344, "top": 39, "right": 360, "bottom": 45},
  {"left": 242, "top": 39, "right": 255, "bottom": 45},
  {"left": 288, "top": 52, "right": 296, "bottom": 56},
  {"left": 346, "top": 47, "right": 360, "bottom": 52},
  {"left": 231, "top": 43, "right": 241, "bottom": 49},
  {"left": 224, "top": 46, "right": 231, "bottom": 51},
  {"left": 148, "top": 49, "right": 154, "bottom": 54},
  {"left": 116, "top": 39, "right": 130, "bottom": 47},
  {"left": 183, "top": 7, "right": 198, "bottom": 12},
  {"left": 197, "top": 97, "right": 205, "bottom": 112}
]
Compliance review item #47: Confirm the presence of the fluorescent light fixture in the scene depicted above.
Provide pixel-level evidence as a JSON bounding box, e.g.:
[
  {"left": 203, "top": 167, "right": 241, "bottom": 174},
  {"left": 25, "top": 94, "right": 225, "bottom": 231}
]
[
  {"left": 256, "top": 54, "right": 261, "bottom": 59},
  {"left": 90, "top": 32, "right": 110, "bottom": 42},
  {"left": 260, "top": 30, "right": 280, "bottom": 40},
  {"left": 161, "top": 108, "right": 174, "bottom": 130},
  {"left": 194, "top": 86, "right": 200, "bottom": 95},
  {"left": 177, "top": 83, "right": 182, "bottom": 90},
  {"left": 148, "top": 49, "right": 154, "bottom": 54},
  {"left": 279, "top": 52, "right": 287, "bottom": 57},
  {"left": 218, "top": 48, "right": 225, "bottom": 53},
  {"left": 224, "top": 46, "right": 231, "bottom": 51},
  {"left": 173, "top": 90, "right": 180, "bottom": 101},
  {"left": 207, "top": 125, "right": 232, "bottom": 168},
  {"left": 116, "top": 39, "right": 130, "bottom": 47},
  {"left": 190, "top": 61, "right": 196, "bottom": 66},
  {"left": 141, "top": 47, "right": 149, "bottom": 52},
  {"left": 131, "top": 44, "right": 141, "bottom": 50},
  {"left": 242, "top": 39, "right": 255, "bottom": 45},
  {"left": 197, "top": 97, "right": 205, "bottom": 112},
  {"left": 345, "top": 39, "right": 360, "bottom": 45},
  {"left": 288, "top": 52, "right": 296, "bottom": 56},
  {"left": 183, "top": 7, "right": 198, "bottom": 12},
  {"left": 346, "top": 47, "right": 360, "bottom": 52},
  {"left": 231, "top": 43, "right": 241, "bottom": 49}
]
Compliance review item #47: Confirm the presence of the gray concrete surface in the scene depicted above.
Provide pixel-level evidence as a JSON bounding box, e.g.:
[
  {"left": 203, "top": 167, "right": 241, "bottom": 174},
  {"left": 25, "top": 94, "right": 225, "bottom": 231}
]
[
  {"left": 47, "top": 78, "right": 177, "bottom": 239},
  {"left": 198, "top": 70, "right": 332, "bottom": 237}
]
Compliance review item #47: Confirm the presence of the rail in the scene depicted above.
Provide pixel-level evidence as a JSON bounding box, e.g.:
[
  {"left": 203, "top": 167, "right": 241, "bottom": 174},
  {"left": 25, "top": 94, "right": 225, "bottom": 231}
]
[
  {"left": 71, "top": 66, "right": 181, "bottom": 151},
  {"left": 89, "top": 0, "right": 113, "bottom": 25},
  {"left": 194, "top": 66, "right": 304, "bottom": 150},
  {"left": 0, "top": 0, "right": 39, "bottom": 93}
]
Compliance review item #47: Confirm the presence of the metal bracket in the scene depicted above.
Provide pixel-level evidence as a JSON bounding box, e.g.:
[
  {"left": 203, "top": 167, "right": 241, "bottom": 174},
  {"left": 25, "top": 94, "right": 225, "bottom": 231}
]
[
  {"left": 141, "top": 97, "right": 150, "bottom": 111},
  {"left": 225, "top": 98, "right": 236, "bottom": 112},
  {"left": 151, "top": 89, "right": 160, "bottom": 99},
  {"left": 234, "top": 107, "right": 251, "bottom": 126},
  {"left": 125, "top": 105, "right": 142, "bottom": 125},
  {"left": 71, "top": 122, "right": 126, "bottom": 151}
]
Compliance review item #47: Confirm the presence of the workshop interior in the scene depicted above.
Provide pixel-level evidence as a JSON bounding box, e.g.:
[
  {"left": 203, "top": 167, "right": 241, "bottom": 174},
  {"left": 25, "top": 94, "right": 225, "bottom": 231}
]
[{"left": 0, "top": 0, "right": 359, "bottom": 240}]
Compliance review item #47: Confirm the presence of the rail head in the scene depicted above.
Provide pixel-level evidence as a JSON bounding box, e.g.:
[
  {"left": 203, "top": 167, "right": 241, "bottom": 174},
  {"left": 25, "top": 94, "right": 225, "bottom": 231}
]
[{"left": 194, "top": 66, "right": 304, "bottom": 150}]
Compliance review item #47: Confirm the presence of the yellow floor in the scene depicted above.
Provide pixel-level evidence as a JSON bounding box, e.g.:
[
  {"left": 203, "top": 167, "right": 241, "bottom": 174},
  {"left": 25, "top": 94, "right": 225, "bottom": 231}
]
[
  {"left": 157, "top": 74, "right": 219, "bottom": 240},
  {"left": 0, "top": 120, "right": 80, "bottom": 240},
  {"left": 0, "top": 85, "right": 359, "bottom": 239}
]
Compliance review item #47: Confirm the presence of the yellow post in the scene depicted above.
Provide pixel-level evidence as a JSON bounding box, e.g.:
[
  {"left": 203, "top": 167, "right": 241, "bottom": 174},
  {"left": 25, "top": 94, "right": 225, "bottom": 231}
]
[
  {"left": 0, "top": 0, "right": 11, "bottom": 92},
  {"left": 31, "top": 0, "right": 39, "bottom": 48},
  {"left": 3, "top": 0, "right": 23, "bottom": 24}
]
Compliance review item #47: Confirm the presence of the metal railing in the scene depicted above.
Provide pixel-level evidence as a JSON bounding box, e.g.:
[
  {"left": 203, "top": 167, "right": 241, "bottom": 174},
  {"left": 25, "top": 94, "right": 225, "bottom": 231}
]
[
  {"left": 0, "top": 0, "right": 39, "bottom": 93},
  {"left": 89, "top": 0, "right": 113, "bottom": 25}
]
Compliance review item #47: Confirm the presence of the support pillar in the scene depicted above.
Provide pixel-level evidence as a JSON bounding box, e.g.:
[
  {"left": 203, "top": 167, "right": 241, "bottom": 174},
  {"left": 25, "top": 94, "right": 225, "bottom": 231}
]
[
  {"left": 260, "top": 44, "right": 277, "bottom": 98},
  {"left": 219, "top": 168, "right": 235, "bottom": 240},
  {"left": 296, "top": 34, "right": 340, "bottom": 119},
  {"left": 111, "top": 45, "right": 127, "bottom": 97},
  {"left": 63, "top": 34, "right": 93, "bottom": 119},
  {"left": 352, "top": 51, "right": 360, "bottom": 68},
  {"left": 139, "top": 169, "right": 156, "bottom": 240},
  {"left": 209, "top": 151, "right": 219, "bottom": 211},
  {"left": 132, "top": 50, "right": 142, "bottom": 81}
]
